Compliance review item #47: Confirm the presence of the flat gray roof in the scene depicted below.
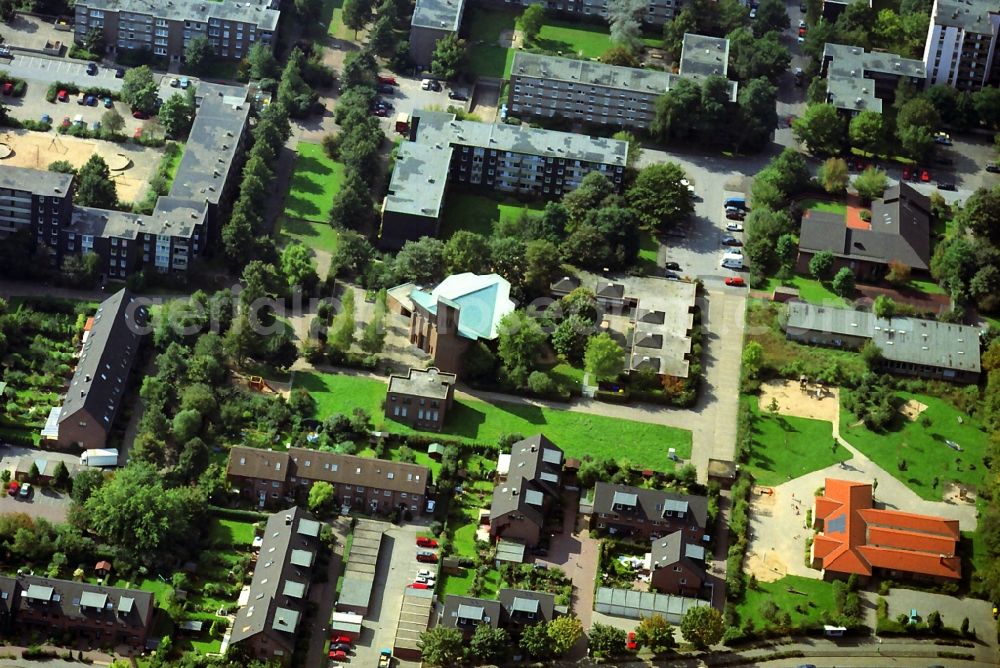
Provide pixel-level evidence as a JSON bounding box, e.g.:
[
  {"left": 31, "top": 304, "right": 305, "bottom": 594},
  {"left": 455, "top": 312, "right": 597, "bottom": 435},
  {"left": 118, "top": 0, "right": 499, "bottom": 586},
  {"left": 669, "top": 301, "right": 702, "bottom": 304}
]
[
  {"left": 387, "top": 367, "right": 456, "bottom": 400},
  {"left": 822, "top": 43, "right": 925, "bottom": 113},
  {"left": 786, "top": 303, "right": 876, "bottom": 338},
  {"left": 873, "top": 316, "right": 981, "bottom": 373},
  {"left": 78, "top": 0, "right": 280, "bottom": 31},
  {"left": 411, "top": 0, "right": 464, "bottom": 31},
  {"left": 932, "top": 0, "right": 999, "bottom": 32},
  {"left": 679, "top": 33, "right": 731, "bottom": 79},
  {"left": 71, "top": 198, "right": 208, "bottom": 241},
  {"left": 0, "top": 166, "right": 73, "bottom": 198},
  {"left": 383, "top": 142, "right": 451, "bottom": 218},
  {"left": 511, "top": 50, "right": 737, "bottom": 102},
  {"left": 412, "top": 109, "right": 628, "bottom": 166},
  {"left": 628, "top": 279, "right": 697, "bottom": 378}
]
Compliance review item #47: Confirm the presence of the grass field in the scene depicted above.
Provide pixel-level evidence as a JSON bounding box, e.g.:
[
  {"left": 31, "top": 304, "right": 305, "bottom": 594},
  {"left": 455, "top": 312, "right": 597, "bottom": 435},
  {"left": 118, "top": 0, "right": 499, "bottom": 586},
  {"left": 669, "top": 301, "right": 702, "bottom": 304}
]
[
  {"left": 206, "top": 516, "right": 258, "bottom": 547},
  {"left": 839, "top": 392, "right": 988, "bottom": 501},
  {"left": 284, "top": 142, "right": 346, "bottom": 223},
  {"left": 743, "top": 397, "right": 849, "bottom": 486},
  {"left": 761, "top": 275, "right": 847, "bottom": 306},
  {"left": 638, "top": 232, "right": 659, "bottom": 274},
  {"left": 439, "top": 192, "right": 544, "bottom": 239},
  {"left": 295, "top": 371, "right": 692, "bottom": 470},
  {"left": 735, "top": 575, "right": 836, "bottom": 629},
  {"left": 532, "top": 21, "right": 660, "bottom": 58},
  {"left": 277, "top": 216, "right": 341, "bottom": 255},
  {"left": 466, "top": 8, "right": 519, "bottom": 78},
  {"left": 163, "top": 143, "right": 185, "bottom": 188},
  {"left": 799, "top": 198, "right": 848, "bottom": 215},
  {"left": 907, "top": 277, "right": 947, "bottom": 295},
  {"left": 319, "top": 0, "right": 350, "bottom": 39}
]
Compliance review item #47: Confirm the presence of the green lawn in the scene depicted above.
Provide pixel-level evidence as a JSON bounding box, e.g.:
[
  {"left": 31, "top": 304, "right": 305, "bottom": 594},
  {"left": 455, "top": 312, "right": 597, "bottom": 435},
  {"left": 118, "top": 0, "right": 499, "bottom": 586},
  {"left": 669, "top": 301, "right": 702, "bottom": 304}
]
[
  {"left": 205, "top": 517, "right": 258, "bottom": 548},
  {"left": 907, "top": 277, "right": 947, "bottom": 296},
  {"left": 318, "top": 0, "right": 350, "bottom": 39},
  {"left": 294, "top": 371, "right": 692, "bottom": 470},
  {"left": 743, "top": 397, "right": 849, "bottom": 486},
  {"left": 284, "top": 142, "right": 346, "bottom": 223},
  {"left": 439, "top": 192, "right": 544, "bottom": 239},
  {"left": 277, "top": 216, "right": 341, "bottom": 255},
  {"left": 163, "top": 143, "right": 185, "bottom": 188},
  {"left": 799, "top": 198, "right": 848, "bottom": 215},
  {"left": 839, "top": 392, "right": 989, "bottom": 501},
  {"left": 735, "top": 575, "right": 836, "bottom": 629},
  {"left": 638, "top": 232, "right": 659, "bottom": 274},
  {"left": 465, "top": 8, "right": 519, "bottom": 79},
  {"left": 761, "top": 275, "right": 847, "bottom": 307},
  {"left": 532, "top": 21, "right": 659, "bottom": 58},
  {"left": 357, "top": 444, "right": 443, "bottom": 478}
]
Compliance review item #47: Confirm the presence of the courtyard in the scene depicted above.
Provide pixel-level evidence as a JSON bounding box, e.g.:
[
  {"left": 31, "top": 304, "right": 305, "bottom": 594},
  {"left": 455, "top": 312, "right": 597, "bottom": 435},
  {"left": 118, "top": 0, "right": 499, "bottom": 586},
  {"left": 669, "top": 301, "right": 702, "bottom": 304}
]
[{"left": 283, "top": 141, "right": 346, "bottom": 224}]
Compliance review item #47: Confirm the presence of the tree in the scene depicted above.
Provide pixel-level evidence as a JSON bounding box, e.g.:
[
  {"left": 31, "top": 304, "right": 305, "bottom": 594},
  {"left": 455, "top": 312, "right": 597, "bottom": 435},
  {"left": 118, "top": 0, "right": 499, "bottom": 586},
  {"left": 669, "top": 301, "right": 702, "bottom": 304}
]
[
  {"left": 61, "top": 253, "right": 101, "bottom": 287},
  {"left": 679, "top": 605, "right": 724, "bottom": 649},
  {"left": 172, "top": 409, "right": 202, "bottom": 444},
  {"left": 183, "top": 36, "right": 213, "bottom": 74},
  {"left": 853, "top": 166, "right": 888, "bottom": 202},
  {"left": 584, "top": 333, "right": 625, "bottom": 382},
  {"left": 159, "top": 92, "right": 194, "bottom": 138},
  {"left": 699, "top": 76, "right": 738, "bottom": 144},
  {"left": 120, "top": 66, "right": 158, "bottom": 113},
  {"left": 369, "top": 14, "right": 397, "bottom": 56},
  {"left": 775, "top": 233, "right": 797, "bottom": 271},
  {"left": 308, "top": 481, "right": 335, "bottom": 514},
  {"left": 742, "top": 340, "right": 764, "bottom": 378},
  {"left": 547, "top": 615, "right": 584, "bottom": 656},
  {"left": 52, "top": 461, "right": 70, "bottom": 490},
  {"left": 652, "top": 78, "right": 701, "bottom": 142},
  {"left": 101, "top": 108, "right": 125, "bottom": 135},
  {"left": 521, "top": 4, "right": 544, "bottom": 43},
  {"left": 360, "top": 291, "right": 387, "bottom": 354},
  {"left": 552, "top": 314, "right": 592, "bottom": 363},
  {"left": 792, "top": 103, "right": 846, "bottom": 155},
  {"left": 849, "top": 109, "right": 884, "bottom": 156},
  {"left": 973, "top": 86, "right": 1000, "bottom": 130},
  {"left": 329, "top": 171, "right": 375, "bottom": 231},
  {"left": 873, "top": 294, "right": 896, "bottom": 318},
  {"left": 430, "top": 34, "right": 465, "bottom": 81},
  {"left": 885, "top": 260, "right": 911, "bottom": 286},
  {"left": 281, "top": 242, "right": 319, "bottom": 294},
  {"left": 342, "top": 0, "right": 370, "bottom": 36},
  {"left": 626, "top": 163, "right": 694, "bottom": 233},
  {"left": 635, "top": 614, "right": 676, "bottom": 653},
  {"left": 520, "top": 622, "right": 551, "bottom": 658},
  {"left": 394, "top": 237, "right": 446, "bottom": 285},
  {"left": 896, "top": 97, "right": 940, "bottom": 161},
  {"left": 601, "top": 45, "right": 641, "bottom": 67},
  {"left": 75, "top": 155, "right": 117, "bottom": 208},
  {"left": 247, "top": 43, "right": 278, "bottom": 80},
  {"left": 809, "top": 250, "right": 835, "bottom": 280},
  {"left": 819, "top": 157, "right": 849, "bottom": 194},
  {"left": 727, "top": 29, "right": 790, "bottom": 83},
  {"left": 736, "top": 77, "right": 778, "bottom": 152},
  {"left": 612, "top": 130, "right": 642, "bottom": 168},
  {"left": 0, "top": 0, "right": 15, "bottom": 22},
  {"left": 753, "top": 0, "right": 790, "bottom": 37},
  {"left": 27, "top": 461, "right": 40, "bottom": 483},
  {"left": 48, "top": 160, "right": 76, "bottom": 175},
  {"left": 497, "top": 311, "right": 546, "bottom": 387},
  {"left": 563, "top": 172, "right": 615, "bottom": 225},
  {"left": 608, "top": 0, "right": 644, "bottom": 53},
  {"left": 328, "top": 289, "right": 357, "bottom": 354},
  {"left": 831, "top": 266, "right": 856, "bottom": 298},
  {"left": 957, "top": 185, "right": 1000, "bottom": 247},
  {"left": 524, "top": 239, "right": 562, "bottom": 296},
  {"left": 419, "top": 627, "right": 464, "bottom": 667},
  {"left": 469, "top": 624, "right": 509, "bottom": 663},
  {"left": 443, "top": 231, "right": 490, "bottom": 275},
  {"left": 589, "top": 623, "right": 627, "bottom": 657}
]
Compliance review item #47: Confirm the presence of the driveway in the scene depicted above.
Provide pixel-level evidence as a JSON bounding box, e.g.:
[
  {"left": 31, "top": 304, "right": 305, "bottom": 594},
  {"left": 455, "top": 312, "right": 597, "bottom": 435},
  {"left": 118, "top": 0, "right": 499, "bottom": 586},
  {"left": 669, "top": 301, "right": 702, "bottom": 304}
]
[
  {"left": 535, "top": 492, "right": 600, "bottom": 627},
  {"left": 0, "top": 486, "right": 70, "bottom": 522}
]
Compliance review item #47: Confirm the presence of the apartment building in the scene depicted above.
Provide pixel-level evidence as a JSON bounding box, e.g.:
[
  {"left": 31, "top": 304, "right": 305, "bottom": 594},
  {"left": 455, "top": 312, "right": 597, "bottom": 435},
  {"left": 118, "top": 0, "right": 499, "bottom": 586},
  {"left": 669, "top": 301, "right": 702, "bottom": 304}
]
[
  {"left": 385, "top": 367, "right": 457, "bottom": 431},
  {"left": 74, "top": 0, "right": 279, "bottom": 64},
  {"left": 0, "top": 574, "right": 154, "bottom": 648},
  {"left": 822, "top": 43, "right": 926, "bottom": 114},
  {"left": 409, "top": 0, "right": 465, "bottom": 66},
  {"left": 509, "top": 35, "right": 736, "bottom": 132},
  {"left": 380, "top": 141, "right": 451, "bottom": 250},
  {"left": 489, "top": 434, "right": 565, "bottom": 547},
  {"left": 230, "top": 507, "right": 322, "bottom": 665},
  {"left": 227, "top": 446, "right": 431, "bottom": 516},
  {"left": 590, "top": 482, "right": 708, "bottom": 543},
  {"left": 0, "top": 167, "right": 74, "bottom": 239},
  {"left": 923, "top": 0, "right": 1000, "bottom": 91}
]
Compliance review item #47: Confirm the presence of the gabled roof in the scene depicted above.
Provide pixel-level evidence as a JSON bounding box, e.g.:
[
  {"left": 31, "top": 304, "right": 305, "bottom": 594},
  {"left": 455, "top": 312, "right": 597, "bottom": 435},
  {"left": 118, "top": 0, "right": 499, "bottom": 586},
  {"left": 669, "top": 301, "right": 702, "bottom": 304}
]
[
  {"left": 490, "top": 435, "right": 565, "bottom": 527},
  {"left": 497, "top": 588, "right": 556, "bottom": 623},
  {"left": 410, "top": 273, "right": 516, "bottom": 341},
  {"left": 439, "top": 595, "right": 502, "bottom": 629},
  {"left": 593, "top": 483, "right": 708, "bottom": 528},
  {"left": 648, "top": 531, "right": 706, "bottom": 577},
  {"left": 3, "top": 574, "right": 154, "bottom": 630},
  {"left": 812, "top": 478, "right": 960, "bottom": 579}
]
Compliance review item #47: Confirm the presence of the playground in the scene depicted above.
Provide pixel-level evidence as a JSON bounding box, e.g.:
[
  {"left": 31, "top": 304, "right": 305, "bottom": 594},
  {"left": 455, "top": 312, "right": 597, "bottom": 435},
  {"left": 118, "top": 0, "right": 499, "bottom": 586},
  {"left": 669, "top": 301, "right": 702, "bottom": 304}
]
[{"left": 0, "top": 128, "right": 163, "bottom": 203}]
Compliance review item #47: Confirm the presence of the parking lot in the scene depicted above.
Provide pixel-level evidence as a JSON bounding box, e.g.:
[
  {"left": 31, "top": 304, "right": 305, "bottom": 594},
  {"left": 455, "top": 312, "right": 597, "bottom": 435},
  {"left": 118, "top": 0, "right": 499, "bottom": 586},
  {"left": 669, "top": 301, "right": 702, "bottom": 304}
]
[
  {"left": 0, "top": 445, "right": 77, "bottom": 522},
  {"left": 375, "top": 76, "right": 465, "bottom": 136},
  {"left": 1, "top": 53, "right": 125, "bottom": 90}
]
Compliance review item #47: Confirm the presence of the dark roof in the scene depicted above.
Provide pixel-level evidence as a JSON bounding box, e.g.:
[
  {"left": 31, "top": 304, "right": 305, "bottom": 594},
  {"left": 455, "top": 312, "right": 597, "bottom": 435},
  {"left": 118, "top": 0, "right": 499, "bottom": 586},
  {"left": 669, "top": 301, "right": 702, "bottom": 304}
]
[
  {"left": 439, "top": 595, "right": 502, "bottom": 630},
  {"left": 798, "top": 183, "right": 931, "bottom": 269},
  {"left": 497, "top": 588, "right": 555, "bottom": 623},
  {"left": 2, "top": 574, "right": 154, "bottom": 631},
  {"left": 59, "top": 289, "right": 145, "bottom": 435},
  {"left": 229, "top": 507, "right": 319, "bottom": 652},
  {"left": 226, "top": 447, "right": 290, "bottom": 482},
  {"left": 649, "top": 530, "right": 706, "bottom": 576},
  {"left": 0, "top": 166, "right": 73, "bottom": 198},
  {"left": 550, "top": 276, "right": 581, "bottom": 294},
  {"left": 490, "top": 435, "right": 564, "bottom": 526},
  {"left": 596, "top": 282, "right": 626, "bottom": 299},
  {"left": 593, "top": 483, "right": 708, "bottom": 528}
]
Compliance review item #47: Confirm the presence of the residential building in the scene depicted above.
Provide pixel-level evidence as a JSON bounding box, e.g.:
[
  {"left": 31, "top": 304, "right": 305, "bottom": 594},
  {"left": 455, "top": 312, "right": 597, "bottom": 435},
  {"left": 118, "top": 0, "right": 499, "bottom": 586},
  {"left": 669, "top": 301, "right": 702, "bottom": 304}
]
[
  {"left": 646, "top": 531, "right": 706, "bottom": 596},
  {"left": 0, "top": 574, "right": 154, "bottom": 648},
  {"left": 590, "top": 482, "right": 708, "bottom": 543},
  {"left": 923, "top": 0, "right": 1000, "bottom": 91},
  {"left": 795, "top": 182, "right": 931, "bottom": 281},
  {"left": 44, "top": 289, "right": 146, "bottom": 450},
  {"left": 811, "top": 478, "right": 961, "bottom": 582},
  {"left": 0, "top": 167, "right": 74, "bottom": 240},
  {"left": 549, "top": 275, "right": 581, "bottom": 298},
  {"left": 226, "top": 446, "right": 431, "bottom": 516},
  {"left": 380, "top": 110, "right": 627, "bottom": 248},
  {"left": 489, "top": 434, "right": 564, "bottom": 547},
  {"left": 74, "top": 0, "right": 279, "bottom": 64},
  {"left": 409, "top": 0, "right": 465, "bottom": 66},
  {"left": 438, "top": 595, "right": 502, "bottom": 635},
  {"left": 230, "top": 507, "right": 322, "bottom": 664},
  {"left": 438, "top": 588, "right": 555, "bottom": 636},
  {"left": 629, "top": 280, "right": 697, "bottom": 379},
  {"left": 508, "top": 37, "right": 736, "bottom": 131},
  {"left": 13, "top": 455, "right": 79, "bottom": 484},
  {"left": 385, "top": 367, "right": 457, "bottom": 431},
  {"left": 785, "top": 302, "right": 982, "bottom": 383},
  {"left": 821, "top": 43, "right": 926, "bottom": 114},
  {"left": 401, "top": 273, "right": 516, "bottom": 376}
]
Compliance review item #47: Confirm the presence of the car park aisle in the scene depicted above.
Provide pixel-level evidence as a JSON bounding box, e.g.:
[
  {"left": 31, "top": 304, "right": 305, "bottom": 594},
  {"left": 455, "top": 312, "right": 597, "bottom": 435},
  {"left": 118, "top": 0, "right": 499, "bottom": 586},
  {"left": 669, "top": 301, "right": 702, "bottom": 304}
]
[{"left": 1, "top": 53, "right": 125, "bottom": 90}]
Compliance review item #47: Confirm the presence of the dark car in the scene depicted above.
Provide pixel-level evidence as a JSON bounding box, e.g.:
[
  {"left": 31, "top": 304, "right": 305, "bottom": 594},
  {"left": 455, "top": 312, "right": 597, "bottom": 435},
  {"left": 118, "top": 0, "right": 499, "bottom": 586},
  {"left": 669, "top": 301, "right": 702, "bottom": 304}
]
[
  {"left": 429, "top": 79, "right": 442, "bottom": 91},
  {"left": 379, "top": 84, "right": 394, "bottom": 95},
  {"left": 530, "top": 546, "right": 548, "bottom": 556},
  {"left": 987, "top": 164, "right": 1000, "bottom": 173},
  {"left": 664, "top": 261, "right": 681, "bottom": 271},
  {"left": 416, "top": 551, "right": 438, "bottom": 563},
  {"left": 330, "top": 643, "right": 351, "bottom": 653},
  {"left": 722, "top": 236, "right": 742, "bottom": 246},
  {"left": 86, "top": 62, "right": 98, "bottom": 75},
  {"left": 725, "top": 210, "right": 746, "bottom": 221},
  {"left": 448, "top": 91, "right": 468, "bottom": 101},
  {"left": 115, "top": 67, "right": 125, "bottom": 78},
  {"left": 937, "top": 181, "right": 956, "bottom": 191},
  {"left": 132, "top": 109, "right": 149, "bottom": 119}
]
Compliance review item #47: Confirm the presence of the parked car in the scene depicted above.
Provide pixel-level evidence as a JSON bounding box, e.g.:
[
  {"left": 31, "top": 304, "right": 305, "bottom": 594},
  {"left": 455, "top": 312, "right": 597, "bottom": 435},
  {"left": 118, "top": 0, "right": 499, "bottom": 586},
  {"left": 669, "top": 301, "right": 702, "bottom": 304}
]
[
  {"left": 85, "top": 95, "right": 96, "bottom": 106},
  {"left": 726, "top": 222, "right": 744, "bottom": 232},
  {"left": 379, "top": 84, "right": 394, "bottom": 95},
  {"left": 409, "top": 582, "right": 430, "bottom": 589},
  {"left": 61, "top": 116, "right": 71, "bottom": 128},
  {"left": 328, "top": 650, "right": 348, "bottom": 661},
  {"left": 937, "top": 181, "right": 956, "bottom": 191},
  {"left": 626, "top": 631, "right": 638, "bottom": 650},
  {"left": 420, "top": 78, "right": 441, "bottom": 91},
  {"left": 132, "top": 109, "right": 149, "bottom": 119},
  {"left": 134, "top": 127, "right": 143, "bottom": 139},
  {"left": 920, "top": 168, "right": 931, "bottom": 182},
  {"left": 169, "top": 77, "right": 180, "bottom": 87},
  {"left": 103, "top": 97, "right": 113, "bottom": 108},
  {"left": 448, "top": 91, "right": 468, "bottom": 101},
  {"left": 798, "top": 19, "right": 806, "bottom": 27},
  {"left": 725, "top": 276, "right": 746, "bottom": 286},
  {"left": 373, "top": 108, "right": 388, "bottom": 117},
  {"left": 725, "top": 210, "right": 745, "bottom": 221},
  {"left": 988, "top": 164, "right": 1000, "bottom": 173},
  {"left": 57, "top": 89, "right": 69, "bottom": 102},
  {"left": 420, "top": 78, "right": 434, "bottom": 90},
  {"left": 377, "top": 75, "right": 397, "bottom": 85},
  {"left": 115, "top": 67, "right": 125, "bottom": 78},
  {"left": 798, "top": 27, "right": 807, "bottom": 36},
  {"left": 933, "top": 131, "right": 952, "bottom": 145},
  {"left": 180, "top": 77, "right": 190, "bottom": 89},
  {"left": 902, "top": 166, "right": 912, "bottom": 180},
  {"left": 18, "top": 483, "right": 32, "bottom": 499},
  {"left": 417, "top": 570, "right": 435, "bottom": 580},
  {"left": 1, "top": 82, "right": 11, "bottom": 95},
  {"left": 416, "top": 537, "right": 438, "bottom": 548},
  {"left": 40, "top": 113, "right": 51, "bottom": 124},
  {"left": 91, "top": 120, "right": 101, "bottom": 131},
  {"left": 532, "top": 563, "right": 548, "bottom": 570},
  {"left": 77, "top": 92, "right": 86, "bottom": 104},
  {"left": 415, "top": 575, "right": 436, "bottom": 585},
  {"left": 329, "top": 642, "right": 351, "bottom": 653},
  {"left": 664, "top": 261, "right": 681, "bottom": 271},
  {"left": 721, "top": 235, "right": 742, "bottom": 246},
  {"left": 416, "top": 551, "right": 438, "bottom": 563},
  {"left": 86, "top": 62, "right": 98, "bottom": 75}
]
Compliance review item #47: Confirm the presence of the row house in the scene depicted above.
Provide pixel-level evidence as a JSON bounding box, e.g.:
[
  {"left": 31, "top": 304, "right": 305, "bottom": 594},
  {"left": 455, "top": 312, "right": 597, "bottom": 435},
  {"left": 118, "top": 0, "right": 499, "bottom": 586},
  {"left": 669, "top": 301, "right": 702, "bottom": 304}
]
[
  {"left": 590, "top": 482, "right": 708, "bottom": 544},
  {"left": 438, "top": 588, "right": 556, "bottom": 637},
  {"left": 489, "top": 435, "right": 565, "bottom": 547}
]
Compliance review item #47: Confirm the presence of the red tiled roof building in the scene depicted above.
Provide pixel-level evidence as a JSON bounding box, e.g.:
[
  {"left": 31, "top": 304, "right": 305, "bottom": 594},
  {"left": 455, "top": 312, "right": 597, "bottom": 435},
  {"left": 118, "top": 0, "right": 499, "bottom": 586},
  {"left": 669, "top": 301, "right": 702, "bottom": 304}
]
[{"left": 810, "top": 478, "right": 960, "bottom": 582}]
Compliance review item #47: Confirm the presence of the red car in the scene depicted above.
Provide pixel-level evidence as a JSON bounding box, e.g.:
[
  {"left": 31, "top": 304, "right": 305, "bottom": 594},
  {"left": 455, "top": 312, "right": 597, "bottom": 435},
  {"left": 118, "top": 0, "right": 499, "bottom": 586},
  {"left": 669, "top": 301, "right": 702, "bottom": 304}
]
[
  {"left": 902, "top": 166, "right": 911, "bottom": 180},
  {"left": 920, "top": 169, "right": 930, "bottom": 182},
  {"left": 416, "top": 551, "right": 438, "bottom": 563},
  {"left": 134, "top": 127, "right": 143, "bottom": 139},
  {"left": 132, "top": 109, "right": 149, "bottom": 119},
  {"left": 330, "top": 636, "right": 352, "bottom": 645},
  {"left": 377, "top": 75, "right": 397, "bottom": 85},
  {"left": 1, "top": 82, "right": 12, "bottom": 96},
  {"left": 57, "top": 89, "right": 68, "bottom": 102},
  {"left": 798, "top": 27, "right": 807, "bottom": 36},
  {"left": 409, "top": 582, "right": 430, "bottom": 589},
  {"left": 416, "top": 537, "right": 438, "bottom": 548},
  {"left": 328, "top": 650, "right": 348, "bottom": 661},
  {"left": 626, "top": 631, "right": 638, "bottom": 650},
  {"left": 724, "top": 276, "right": 745, "bottom": 287}
]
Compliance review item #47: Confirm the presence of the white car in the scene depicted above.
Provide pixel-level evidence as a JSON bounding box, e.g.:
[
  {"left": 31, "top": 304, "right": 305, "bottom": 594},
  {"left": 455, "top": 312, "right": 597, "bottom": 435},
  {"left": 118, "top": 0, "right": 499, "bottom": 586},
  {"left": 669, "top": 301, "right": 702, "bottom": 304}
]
[
  {"left": 726, "top": 222, "right": 744, "bottom": 232},
  {"left": 416, "top": 575, "right": 436, "bottom": 585},
  {"left": 417, "top": 569, "right": 435, "bottom": 579},
  {"left": 799, "top": 19, "right": 807, "bottom": 28},
  {"left": 169, "top": 77, "right": 179, "bottom": 87}
]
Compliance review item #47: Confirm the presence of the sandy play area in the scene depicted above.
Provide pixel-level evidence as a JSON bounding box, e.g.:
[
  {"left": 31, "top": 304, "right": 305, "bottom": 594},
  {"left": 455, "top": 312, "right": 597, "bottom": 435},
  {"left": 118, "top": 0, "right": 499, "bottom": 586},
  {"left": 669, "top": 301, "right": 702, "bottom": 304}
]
[
  {"left": 758, "top": 379, "right": 840, "bottom": 423},
  {"left": 0, "top": 128, "right": 161, "bottom": 204},
  {"left": 899, "top": 398, "right": 928, "bottom": 421}
]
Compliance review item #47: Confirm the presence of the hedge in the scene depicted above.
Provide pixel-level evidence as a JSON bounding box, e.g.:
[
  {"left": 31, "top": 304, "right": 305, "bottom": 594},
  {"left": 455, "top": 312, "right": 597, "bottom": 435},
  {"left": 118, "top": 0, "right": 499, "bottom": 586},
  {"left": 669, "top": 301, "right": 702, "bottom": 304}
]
[
  {"left": 45, "top": 81, "right": 119, "bottom": 103},
  {"left": 0, "top": 71, "right": 28, "bottom": 97},
  {"left": 208, "top": 505, "right": 269, "bottom": 522}
]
